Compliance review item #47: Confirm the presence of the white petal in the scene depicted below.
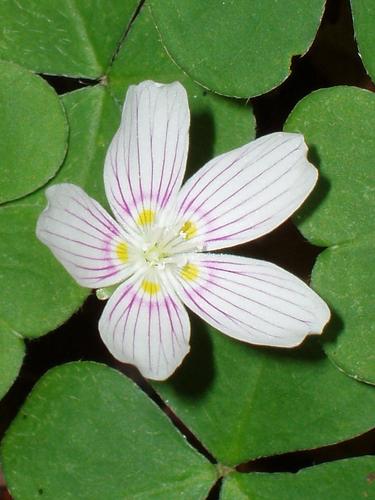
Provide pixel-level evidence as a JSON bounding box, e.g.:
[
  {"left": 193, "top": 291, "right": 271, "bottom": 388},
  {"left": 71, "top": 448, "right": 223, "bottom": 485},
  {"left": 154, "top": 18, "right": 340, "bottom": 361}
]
[
  {"left": 98, "top": 271, "right": 190, "bottom": 380},
  {"left": 175, "top": 132, "right": 317, "bottom": 250},
  {"left": 36, "top": 184, "right": 134, "bottom": 288},
  {"left": 168, "top": 253, "right": 330, "bottom": 348},
  {"left": 104, "top": 80, "right": 190, "bottom": 231}
]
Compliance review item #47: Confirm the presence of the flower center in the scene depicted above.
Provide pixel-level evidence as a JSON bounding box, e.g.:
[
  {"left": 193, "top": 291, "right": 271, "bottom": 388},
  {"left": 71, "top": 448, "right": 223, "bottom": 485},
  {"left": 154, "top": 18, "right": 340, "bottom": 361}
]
[
  {"left": 143, "top": 242, "right": 167, "bottom": 268},
  {"left": 138, "top": 218, "right": 202, "bottom": 271}
]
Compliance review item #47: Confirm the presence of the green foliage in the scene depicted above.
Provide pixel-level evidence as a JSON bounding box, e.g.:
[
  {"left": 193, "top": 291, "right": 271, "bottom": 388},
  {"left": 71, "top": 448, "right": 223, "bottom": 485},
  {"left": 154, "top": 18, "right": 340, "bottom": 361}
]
[
  {"left": 222, "top": 457, "right": 375, "bottom": 499},
  {"left": 154, "top": 327, "right": 375, "bottom": 466},
  {"left": 0, "top": 0, "right": 374, "bottom": 497},
  {"left": 0, "top": 86, "right": 119, "bottom": 338},
  {"left": 351, "top": 0, "right": 375, "bottom": 82},
  {"left": 58, "top": 87, "right": 120, "bottom": 207},
  {"left": 150, "top": 0, "right": 325, "bottom": 97},
  {"left": 313, "top": 238, "right": 375, "bottom": 384},
  {"left": 285, "top": 86, "right": 375, "bottom": 385},
  {"left": 0, "top": 325, "right": 24, "bottom": 399},
  {"left": 108, "top": 4, "right": 255, "bottom": 171},
  {"left": 0, "top": 60, "right": 68, "bottom": 203},
  {"left": 0, "top": 201, "right": 87, "bottom": 338},
  {"left": 0, "top": 0, "right": 139, "bottom": 77},
  {"left": 1, "top": 362, "right": 216, "bottom": 499},
  {"left": 285, "top": 86, "right": 375, "bottom": 247}
]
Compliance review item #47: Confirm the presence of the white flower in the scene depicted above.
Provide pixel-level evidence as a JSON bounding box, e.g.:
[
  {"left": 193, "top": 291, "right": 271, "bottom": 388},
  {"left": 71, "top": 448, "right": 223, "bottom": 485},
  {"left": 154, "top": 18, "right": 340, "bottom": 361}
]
[{"left": 36, "top": 81, "right": 330, "bottom": 380}]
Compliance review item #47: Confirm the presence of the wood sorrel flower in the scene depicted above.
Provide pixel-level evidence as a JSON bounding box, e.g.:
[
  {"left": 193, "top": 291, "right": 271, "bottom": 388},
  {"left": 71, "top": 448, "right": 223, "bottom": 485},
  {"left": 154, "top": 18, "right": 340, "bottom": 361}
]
[{"left": 36, "top": 81, "right": 330, "bottom": 380}]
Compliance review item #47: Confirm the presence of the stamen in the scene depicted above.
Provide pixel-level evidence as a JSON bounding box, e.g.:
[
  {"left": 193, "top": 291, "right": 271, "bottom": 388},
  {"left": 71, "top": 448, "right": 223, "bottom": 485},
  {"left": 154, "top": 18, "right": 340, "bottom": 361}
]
[
  {"left": 180, "top": 220, "right": 197, "bottom": 239},
  {"left": 161, "top": 228, "right": 184, "bottom": 249},
  {"left": 138, "top": 217, "right": 203, "bottom": 272},
  {"left": 168, "top": 236, "right": 204, "bottom": 254}
]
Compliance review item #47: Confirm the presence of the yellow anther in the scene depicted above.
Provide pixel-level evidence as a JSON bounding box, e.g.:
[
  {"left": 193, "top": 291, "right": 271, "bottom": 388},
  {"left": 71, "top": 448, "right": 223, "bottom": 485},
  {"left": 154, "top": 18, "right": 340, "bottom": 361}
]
[
  {"left": 115, "top": 242, "right": 128, "bottom": 263},
  {"left": 141, "top": 279, "right": 161, "bottom": 296},
  {"left": 137, "top": 209, "right": 155, "bottom": 226},
  {"left": 180, "top": 220, "right": 197, "bottom": 239},
  {"left": 180, "top": 263, "right": 200, "bottom": 282}
]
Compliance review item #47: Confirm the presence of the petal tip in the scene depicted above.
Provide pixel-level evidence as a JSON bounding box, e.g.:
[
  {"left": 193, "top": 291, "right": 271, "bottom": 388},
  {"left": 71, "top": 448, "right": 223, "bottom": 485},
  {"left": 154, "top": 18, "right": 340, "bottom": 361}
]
[
  {"left": 311, "top": 295, "right": 331, "bottom": 335},
  {"left": 98, "top": 281, "right": 191, "bottom": 382},
  {"left": 130, "top": 79, "right": 187, "bottom": 96},
  {"left": 100, "top": 339, "right": 190, "bottom": 382}
]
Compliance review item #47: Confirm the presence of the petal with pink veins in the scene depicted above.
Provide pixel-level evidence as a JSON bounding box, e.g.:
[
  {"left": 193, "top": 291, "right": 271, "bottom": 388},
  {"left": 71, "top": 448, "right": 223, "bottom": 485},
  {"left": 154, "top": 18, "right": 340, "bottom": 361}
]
[
  {"left": 104, "top": 81, "right": 190, "bottom": 232},
  {"left": 36, "top": 183, "right": 134, "bottom": 288},
  {"left": 169, "top": 253, "right": 330, "bottom": 348},
  {"left": 98, "top": 272, "right": 190, "bottom": 380},
  {"left": 175, "top": 132, "right": 317, "bottom": 251}
]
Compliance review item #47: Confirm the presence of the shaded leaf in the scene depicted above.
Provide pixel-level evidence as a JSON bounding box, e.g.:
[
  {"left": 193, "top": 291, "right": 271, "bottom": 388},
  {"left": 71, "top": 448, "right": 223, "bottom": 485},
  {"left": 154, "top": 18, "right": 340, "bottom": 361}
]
[
  {"left": 0, "top": 324, "right": 24, "bottom": 400},
  {"left": 222, "top": 456, "right": 375, "bottom": 499},
  {"left": 313, "top": 237, "right": 375, "bottom": 385},
  {"left": 352, "top": 0, "right": 375, "bottom": 83}
]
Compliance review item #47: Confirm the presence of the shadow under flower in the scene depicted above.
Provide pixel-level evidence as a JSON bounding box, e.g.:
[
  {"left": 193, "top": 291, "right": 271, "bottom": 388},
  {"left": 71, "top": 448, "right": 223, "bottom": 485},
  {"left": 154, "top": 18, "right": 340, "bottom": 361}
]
[
  {"left": 317, "top": 305, "right": 344, "bottom": 348},
  {"left": 294, "top": 144, "right": 331, "bottom": 227},
  {"left": 187, "top": 109, "right": 215, "bottom": 176},
  {"left": 170, "top": 314, "right": 216, "bottom": 399}
]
